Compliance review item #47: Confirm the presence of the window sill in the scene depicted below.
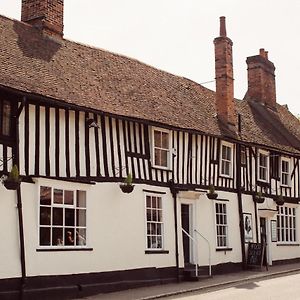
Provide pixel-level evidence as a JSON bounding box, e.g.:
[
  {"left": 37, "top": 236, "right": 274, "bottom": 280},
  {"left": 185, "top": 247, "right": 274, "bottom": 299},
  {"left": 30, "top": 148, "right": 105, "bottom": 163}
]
[
  {"left": 276, "top": 243, "right": 299, "bottom": 247},
  {"left": 216, "top": 247, "right": 232, "bottom": 252},
  {"left": 152, "top": 166, "right": 172, "bottom": 172},
  {"left": 36, "top": 247, "right": 93, "bottom": 252},
  {"left": 219, "top": 175, "right": 233, "bottom": 179},
  {"left": 145, "top": 250, "right": 169, "bottom": 254}
]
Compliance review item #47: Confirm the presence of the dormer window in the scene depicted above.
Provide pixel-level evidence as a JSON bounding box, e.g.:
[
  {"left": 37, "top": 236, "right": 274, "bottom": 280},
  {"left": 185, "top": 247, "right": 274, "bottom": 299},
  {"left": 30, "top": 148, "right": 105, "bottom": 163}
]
[
  {"left": 0, "top": 99, "right": 12, "bottom": 137},
  {"left": 152, "top": 128, "right": 171, "bottom": 169},
  {"left": 258, "top": 151, "right": 268, "bottom": 182}
]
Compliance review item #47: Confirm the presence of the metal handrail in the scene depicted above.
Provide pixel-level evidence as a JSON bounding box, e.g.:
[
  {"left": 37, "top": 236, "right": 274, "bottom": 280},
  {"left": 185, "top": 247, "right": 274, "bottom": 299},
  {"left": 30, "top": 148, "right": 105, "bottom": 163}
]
[
  {"left": 194, "top": 229, "right": 212, "bottom": 277},
  {"left": 181, "top": 228, "right": 198, "bottom": 277}
]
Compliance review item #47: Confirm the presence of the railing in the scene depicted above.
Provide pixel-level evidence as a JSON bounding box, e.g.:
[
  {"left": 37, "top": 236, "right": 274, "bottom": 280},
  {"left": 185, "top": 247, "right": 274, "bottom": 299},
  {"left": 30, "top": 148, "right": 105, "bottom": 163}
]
[
  {"left": 194, "top": 229, "right": 212, "bottom": 277},
  {"left": 181, "top": 228, "right": 198, "bottom": 277}
]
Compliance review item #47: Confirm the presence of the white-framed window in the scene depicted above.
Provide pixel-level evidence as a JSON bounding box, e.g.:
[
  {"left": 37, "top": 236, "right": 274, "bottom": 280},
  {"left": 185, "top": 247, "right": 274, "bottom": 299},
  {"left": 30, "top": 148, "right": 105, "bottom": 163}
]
[
  {"left": 215, "top": 202, "right": 228, "bottom": 248},
  {"left": 277, "top": 206, "right": 296, "bottom": 243},
  {"left": 240, "top": 146, "right": 246, "bottom": 165},
  {"left": 152, "top": 128, "right": 171, "bottom": 169},
  {"left": 39, "top": 186, "right": 87, "bottom": 247},
  {"left": 281, "top": 158, "right": 290, "bottom": 186},
  {"left": 0, "top": 99, "right": 12, "bottom": 137},
  {"left": 258, "top": 151, "right": 268, "bottom": 182},
  {"left": 220, "top": 142, "right": 233, "bottom": 177},
  {"left": 145, "top": 194, "right": 164, "bottom": 250}
]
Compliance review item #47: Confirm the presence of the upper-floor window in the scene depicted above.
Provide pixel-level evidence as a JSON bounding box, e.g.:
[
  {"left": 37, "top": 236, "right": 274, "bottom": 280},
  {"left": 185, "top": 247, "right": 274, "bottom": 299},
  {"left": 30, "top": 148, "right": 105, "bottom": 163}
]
[
  {"left": 281, "top": 158, "right": 290, "bottom": 186},
  {"left": 277, "top": 206, "right": 296, "bottom": 243},
  {"left": 220, "top": 142, "right": 233, "bottom": 177},
  {"left": 39, "top": 186, "right": 87, "bottom": 248},
  {"left": 258, "top": 151, "right": 268, "bottom": 182},
  {"left": 215, "top": 202, "right": 228, "bottom": 248},
  {"left": 240, "top": 146, "right": 246, "bottom": 165},
  {"left": 145, "top": 194, "right": 164, "bottom": 250},
  {"left": 152, "top": 128, "right": 170, "bottom": 169},
  {"left": 0, "top": 99, "right": 12, "bottom": 137}
]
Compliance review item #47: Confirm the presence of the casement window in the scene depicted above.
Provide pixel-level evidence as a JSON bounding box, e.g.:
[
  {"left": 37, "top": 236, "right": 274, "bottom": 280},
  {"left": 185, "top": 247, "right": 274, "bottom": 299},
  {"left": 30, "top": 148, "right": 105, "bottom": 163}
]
[
  {"left": 215, "top": 202, "right": 228, "bottom": 248},
  {"left": 220, "top": 143, "right": 233, "bottom": 177},
  {"left": 145, "top": 194, "right": 164, "bottom": 250},
  {"left": 0, "top": 99, "right": 12, "bottom": 137},
  {"left": 258, "top": 151, "right": 268, "bottom": 182},
  {"left": 281, "top": 158, "right": 290, "bottom": 186},
  {"left": 39, "top": 186, "right": 87, "bottom": 247},
  {"left": 152, "top": 128, "right": 171, "bottom": 169},
  {"left": 240, "top": 146, "right": 246, "bottom": 165},
  {"left": 277, "top": 206, "right": 296, "bottom": 243}
]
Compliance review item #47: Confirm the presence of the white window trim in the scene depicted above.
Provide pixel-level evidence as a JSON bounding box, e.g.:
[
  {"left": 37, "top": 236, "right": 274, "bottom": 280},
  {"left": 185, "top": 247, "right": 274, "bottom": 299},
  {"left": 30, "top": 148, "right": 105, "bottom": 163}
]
[
  {"left": 277, "top": 206, "right": 297, "bottom": 244},
  {"left": 220, "top": 141, "right": 234, "bottom": 178},
  {"left": 151, "top": 127, "right": 172, "bottom": 170},
  {"left": 37, "top": 181, "right": 89, "bottom": 250},
  {"left": 144, "top": 192, "right": 165, "bottom": 251},
  {"left": 258, "top": 150, "right": 269, "bottom": 182},
  {"left": 280, "top": 157, "right": 290, "bottom": 187},
  {"left": 214, "top": 201, "right": 229, "bottom": 249}
]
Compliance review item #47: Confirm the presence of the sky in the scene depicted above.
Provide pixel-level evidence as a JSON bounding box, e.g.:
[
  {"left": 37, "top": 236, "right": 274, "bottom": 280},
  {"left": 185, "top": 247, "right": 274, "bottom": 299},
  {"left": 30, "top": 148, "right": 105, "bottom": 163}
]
[{"left": 2, "top": 0, "right": 300, "bottom": 115}]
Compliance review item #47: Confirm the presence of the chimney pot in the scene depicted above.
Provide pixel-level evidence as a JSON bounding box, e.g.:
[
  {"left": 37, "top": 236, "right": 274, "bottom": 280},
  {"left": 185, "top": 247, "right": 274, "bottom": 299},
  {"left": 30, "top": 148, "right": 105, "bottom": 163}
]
[{"left": 220, "top": 16, "right": 227, "bottom": 37}]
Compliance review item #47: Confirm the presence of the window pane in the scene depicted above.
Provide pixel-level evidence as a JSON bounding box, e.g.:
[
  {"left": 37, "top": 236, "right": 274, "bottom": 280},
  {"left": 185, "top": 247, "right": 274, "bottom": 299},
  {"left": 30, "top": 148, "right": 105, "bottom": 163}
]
[
  {"left": 52, "top": 227, "right": 63, "bottom": 246},
  {"left": 154, "top": 148, "right": 160, "bottom": 166},
  {"left": 65, "top": 208, "right": 75, "bottom": 226},
  {"left": 53, "top": 208, "right": 63, "bottom": 225},
  {"left": 77, "top": 191, "right": 86, "bottom": 207},
  {"left": 76, "top": 209, "right": 86, "bottom": 227},
  {"left": 161, "top": 132, "right": 169, "bottom": 149},
  {"left": 76, "top": 228, "right": 86, "bottom": 246},
  {"left": 154, "top": 130, "right": 161, "bottom": 147},
  {"left": 40, "top": 186, "right": 51, "bottom": 205},
  {"left": 2, "top": 101, "right": 11, "bottom": 136},
  {"left": 40, "top": 227, "right": 50, "bottom": 246},
  {"left": 40, "top": 207, "right": 51, "bottom": 225},
  {"left": 54, "top": 189, "right": 63, "bottom": 204},
  {"left": 160, "top": 150, "right": 168, "bottom": 167},
  {"left": 65, "top": 229, "right": 75, "bottom": 246},
  {"left": 64, "top": 190, "right": 74, "bottom": 205}
]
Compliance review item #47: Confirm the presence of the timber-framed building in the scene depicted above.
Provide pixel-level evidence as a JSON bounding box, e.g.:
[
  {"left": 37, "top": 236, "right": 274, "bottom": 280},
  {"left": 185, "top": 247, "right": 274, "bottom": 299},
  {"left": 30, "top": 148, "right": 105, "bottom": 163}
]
[{"left": 1, "top": 1, "right": 300, "bottom": 299}]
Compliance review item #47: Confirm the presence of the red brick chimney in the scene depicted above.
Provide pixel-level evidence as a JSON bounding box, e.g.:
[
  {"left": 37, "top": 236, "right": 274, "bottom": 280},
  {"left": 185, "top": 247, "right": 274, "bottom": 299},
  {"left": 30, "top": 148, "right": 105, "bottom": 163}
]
[
  {"left": 21, "top": 0, "right": 64, "bottom": 38},
  {"left": 214, "top": 16, "right": 236, "bottom": 126},
  {"left": 244, "top": 48, "right": 276, "bottom": 109}
]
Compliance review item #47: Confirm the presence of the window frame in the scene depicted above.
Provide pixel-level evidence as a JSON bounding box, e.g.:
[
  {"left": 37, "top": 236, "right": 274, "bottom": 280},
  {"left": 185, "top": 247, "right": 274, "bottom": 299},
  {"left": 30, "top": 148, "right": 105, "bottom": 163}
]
[
  {"left": 0, "top": 98, "right": 13, "bottom": 139},
  {"left": 258, "top": 150, "right": 269, "bottom": 182},
  {"left": 144, "top": 193, "right": 165, "bottom": 251},
  {"left": 220, "top": 141, "right": 233, "bottom": 178},
  {"left": 151, "top": 127, "right": 172, "bottom": 170},
  {"left": 277, "top": 206, "right": 297, "bottom": 244},
  {"left": 214, "top": 201, "right": 229, "bottom": 249},
  {"left": 38, "top": 184, "right": 88, "bottom": 249},
  {"left": 280, "top": 157, "right": 290, "bottom": 187}
]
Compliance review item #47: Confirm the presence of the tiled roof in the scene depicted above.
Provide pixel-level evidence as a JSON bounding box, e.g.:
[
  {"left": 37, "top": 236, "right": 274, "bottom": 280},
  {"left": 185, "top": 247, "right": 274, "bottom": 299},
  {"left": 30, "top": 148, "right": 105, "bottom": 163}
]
[{"left": 1, "top": 15, "right": 300, "bottom": 154}]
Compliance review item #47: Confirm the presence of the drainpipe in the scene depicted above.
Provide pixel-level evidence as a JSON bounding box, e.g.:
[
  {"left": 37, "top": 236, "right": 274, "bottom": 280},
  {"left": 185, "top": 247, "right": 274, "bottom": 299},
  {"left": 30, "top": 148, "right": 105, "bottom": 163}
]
[
  {"left": 169, "top": 180, "right": 180, "bottom": 282},
  {"left": 14, "top": 97, "right": 26, "bottom": 299},
  {"left": 236, "top": 143, "right": 246, "bottom": 269},
  {"left": 17, "top": 187, "right": 26, "bottom": 300}
]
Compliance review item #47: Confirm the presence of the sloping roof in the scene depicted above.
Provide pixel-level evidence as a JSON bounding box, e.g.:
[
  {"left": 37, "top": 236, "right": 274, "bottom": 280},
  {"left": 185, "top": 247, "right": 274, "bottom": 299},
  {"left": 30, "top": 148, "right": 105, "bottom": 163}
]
[{"left": 1, "top": 15, "right": 300, "bottom": 154}]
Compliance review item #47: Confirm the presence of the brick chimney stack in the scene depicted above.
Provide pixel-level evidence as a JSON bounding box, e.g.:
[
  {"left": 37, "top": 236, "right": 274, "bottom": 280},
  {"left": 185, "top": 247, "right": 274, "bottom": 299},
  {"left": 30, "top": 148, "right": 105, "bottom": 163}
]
[
  {"left": 21, "top": 0, "right": 64, "bottom": 38},
  {"left": 214, "top": 16, "right": 236, "bottom": 126},
  {"left": 244, "top": 48, "right": 276, "bottom": 109}
]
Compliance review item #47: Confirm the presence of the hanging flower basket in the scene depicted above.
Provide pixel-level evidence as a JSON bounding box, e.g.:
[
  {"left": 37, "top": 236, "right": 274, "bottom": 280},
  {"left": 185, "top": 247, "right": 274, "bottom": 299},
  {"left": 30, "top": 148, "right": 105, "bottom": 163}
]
[
  {"left": 253, "top": 192, "right": 265, "bottom": 204},
  {"left": 119, "top": 173, "right": 134, "bottom": 194},
  {"left": 3, "top": 180, "right": 20, "bottom": 190},
  {"left": 274, "top": 195, "right": 285, "bottom": 206},
  {"left": 1, "top": 165, "right": 21, "bottom": 191},
  {"left": 119, "top": 184, "right": 135, "bottom": 193},
  {"left": 206, "top": 185, "right": 218, "bottom": 199}
]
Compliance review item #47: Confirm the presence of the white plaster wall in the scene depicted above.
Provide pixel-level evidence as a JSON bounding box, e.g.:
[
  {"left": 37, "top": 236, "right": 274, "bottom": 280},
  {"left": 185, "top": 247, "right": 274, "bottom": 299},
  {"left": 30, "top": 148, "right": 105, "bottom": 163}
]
[
  {"left": 0, "top": 186, "right": 22, "bottom": 279},
  {"left": 19, "top": 180, "right": 176, "bottom": 277}
]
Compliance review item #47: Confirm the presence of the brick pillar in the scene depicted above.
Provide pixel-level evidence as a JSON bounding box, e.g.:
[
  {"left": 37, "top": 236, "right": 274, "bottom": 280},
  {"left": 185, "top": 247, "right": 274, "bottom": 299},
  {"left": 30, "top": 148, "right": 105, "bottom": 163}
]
[
  {"left": 21, "top": 0, "right": 64, "bottom": 38},
  {"left": 214, "top": 16, "right": 236, "bottom": 126},
  {"left": 245, "top": 48, "right": 276, "bottom": 109}
]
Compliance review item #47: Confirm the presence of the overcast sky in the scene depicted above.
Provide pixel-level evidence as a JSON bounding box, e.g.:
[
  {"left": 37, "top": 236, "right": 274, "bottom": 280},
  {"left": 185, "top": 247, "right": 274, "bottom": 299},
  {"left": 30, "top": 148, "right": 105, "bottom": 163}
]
[{"left": 2, "top": 0, "right": 300, "bottom": 115}]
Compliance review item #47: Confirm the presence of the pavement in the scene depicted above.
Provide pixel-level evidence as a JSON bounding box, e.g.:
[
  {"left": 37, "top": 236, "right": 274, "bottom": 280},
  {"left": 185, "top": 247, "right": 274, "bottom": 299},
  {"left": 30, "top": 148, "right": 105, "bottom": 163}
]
[{"left": 80, "top": 262, "right": 300, "bottom": 300}]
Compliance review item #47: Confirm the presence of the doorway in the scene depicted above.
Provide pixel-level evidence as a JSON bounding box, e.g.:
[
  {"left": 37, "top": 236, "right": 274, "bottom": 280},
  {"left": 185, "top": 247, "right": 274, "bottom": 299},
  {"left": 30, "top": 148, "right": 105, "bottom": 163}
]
[
  {"left": 181, "top": 204, "right": 191, "bottom": 264},
  {"left": 260, "top": 217, "right": 267, "bottom": 266}
]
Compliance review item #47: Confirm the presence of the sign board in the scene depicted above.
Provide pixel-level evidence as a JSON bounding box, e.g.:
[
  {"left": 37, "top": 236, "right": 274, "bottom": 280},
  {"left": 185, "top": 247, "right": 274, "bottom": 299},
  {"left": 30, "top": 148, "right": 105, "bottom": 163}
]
[
  {"left": 247, "top": 242, "right": 265, "bottom": 268},
  {"left": 271, "top": 220, "right": 277, "bottom": 242}
]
